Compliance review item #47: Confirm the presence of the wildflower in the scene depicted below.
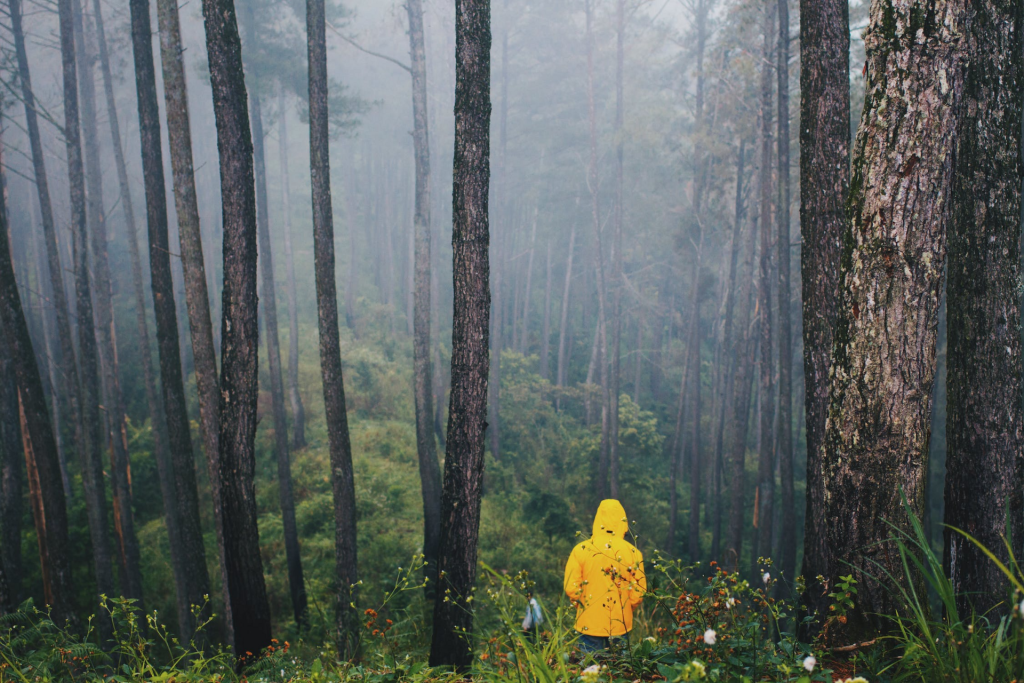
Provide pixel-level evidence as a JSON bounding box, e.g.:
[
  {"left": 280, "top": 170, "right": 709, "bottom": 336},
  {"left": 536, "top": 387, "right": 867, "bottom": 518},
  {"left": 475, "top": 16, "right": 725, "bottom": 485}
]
[
  {"left": 644, "top": 636, "right": 656, "bottom": 643},
  {"left": 689, "top": 660, "right": 706, "bottom": 677},
  {"left": 703, "top": 628, "right": 716, "bottom": 645},
  {"left": 580, "top": 664, "right": 606, "bottom": 682},
  {"left": 803, "top": 655, "right": 816, "bottom": 672},
  {"left": 762, "top": 572, "right": 771, "bottom": 585},
  {"left": 726, "top": 597, "right": 736, "bottom": 609}
]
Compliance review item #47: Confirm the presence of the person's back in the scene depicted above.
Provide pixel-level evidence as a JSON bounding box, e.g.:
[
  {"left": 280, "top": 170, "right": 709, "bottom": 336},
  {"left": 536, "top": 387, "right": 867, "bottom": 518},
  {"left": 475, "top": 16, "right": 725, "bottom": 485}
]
[{"left": 563, "top": 499, "right": 646, "bottom": 651}]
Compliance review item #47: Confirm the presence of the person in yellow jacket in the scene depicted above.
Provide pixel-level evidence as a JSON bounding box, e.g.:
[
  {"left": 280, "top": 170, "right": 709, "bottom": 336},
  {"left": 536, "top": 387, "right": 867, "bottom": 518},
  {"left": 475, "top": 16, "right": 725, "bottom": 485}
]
[{"left": 563, "top": 499, "right": 646, "bottom": 653}]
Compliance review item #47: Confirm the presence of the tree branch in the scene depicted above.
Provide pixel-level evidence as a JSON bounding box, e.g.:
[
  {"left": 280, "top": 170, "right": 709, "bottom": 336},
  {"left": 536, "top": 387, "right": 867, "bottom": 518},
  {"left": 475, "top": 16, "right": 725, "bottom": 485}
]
[{"left": 326, "top": 21, "right": 411, "bottom": 74}]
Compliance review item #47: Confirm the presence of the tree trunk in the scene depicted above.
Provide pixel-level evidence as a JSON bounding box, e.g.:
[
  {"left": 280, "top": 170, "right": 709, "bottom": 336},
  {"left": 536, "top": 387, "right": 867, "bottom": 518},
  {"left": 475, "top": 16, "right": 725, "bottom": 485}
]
[
  {"left": 8, "top": 0, "right": 84, "bottom": 530},
  {"left": 154, "top": 0, "right": 230, "bottom": 637},
  {"left": 406, "top": 0, "right": 443, "bottom": 594},
  {"left": 585, "top": 0, "right": 613, "bottom": 498},
  {"left": 610, "top": 0, "right": 625, "bottom": 504},
  {"left": 62, "top": 0, "right": 116, "bottom": 629},
  {"left": 775, "top": 0, "right": 795, "bottom": 591},
  {"left": 686, "top": 310, "right": 702, "bottom": 562},
  {"left": 519, "top": 207, "right": 538, "bottom": 354},
  {"left": 306, "top": 0, "right": 359, "bottom": 656},
  {"left": 429, "top": 0, "right": 490, "bottom": 667},
  {"left": 128, "top": 0, "right": 212, "bottom": 640},
  {"left": 277, "top": 86, "right": 307, "bottom": 449},
  {"left": 0, "top": 145, "right": 74, "bottom": 626},
  {"left": 632, "top": 311, "right": 642, "bottom": 404},
  {"left": 944, "top": 0, "right": 1023, "bottom": 619},
  {"left": 754, "top": 0, "right": 776, "bottom": 571},
  {"left": 823, "top": 0, "right": 967, "bottom": 642},
  {"left": 245, "top": 46, "right": 308, "bottom": 627},
  {"left": 726, "top": 195, "right": 759, "bottom": 572},
  {"left": 556, "top": 220, "right": 577, "bottom": 403},
  {"left": 78, "top": 0, "right": 146, "bottom": 606},
  {"left": 798, "top": 0, "right": 848, "bottom": 635},
  {"left": 200, "top": 0, "right": 272, "bottom": 660},
  {"left": 711, "top": 141, "right": 746, "bottom": 563},
  {"left": 539, "top": 242, "right": 553, "bottom": 380},
  {"left": 0, "top": 324, "right": 22, "bottom": 604}
]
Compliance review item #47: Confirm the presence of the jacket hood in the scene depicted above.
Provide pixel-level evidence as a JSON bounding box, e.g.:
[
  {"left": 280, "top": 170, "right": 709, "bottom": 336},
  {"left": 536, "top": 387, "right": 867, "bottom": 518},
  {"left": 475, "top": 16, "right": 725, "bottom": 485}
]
[{"left": 592, "top": 499, "right": 629, "bottom": 539}]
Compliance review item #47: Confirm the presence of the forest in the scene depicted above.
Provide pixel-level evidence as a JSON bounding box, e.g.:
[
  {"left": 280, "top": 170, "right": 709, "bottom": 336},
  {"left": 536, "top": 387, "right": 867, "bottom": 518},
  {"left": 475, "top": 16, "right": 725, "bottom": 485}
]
[{"left": 0, "top": 0, "right": 1021, "bottom": 680}]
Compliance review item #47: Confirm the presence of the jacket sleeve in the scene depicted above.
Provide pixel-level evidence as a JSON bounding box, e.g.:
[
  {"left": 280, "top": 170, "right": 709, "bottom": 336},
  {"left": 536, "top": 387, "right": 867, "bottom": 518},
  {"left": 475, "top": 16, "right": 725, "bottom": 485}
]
[
  {"left": 564, "top": 547, "right": 584, "bottom": 603},
  {"left": 628, "top": 551, "right": 647, "bottom": 609}
]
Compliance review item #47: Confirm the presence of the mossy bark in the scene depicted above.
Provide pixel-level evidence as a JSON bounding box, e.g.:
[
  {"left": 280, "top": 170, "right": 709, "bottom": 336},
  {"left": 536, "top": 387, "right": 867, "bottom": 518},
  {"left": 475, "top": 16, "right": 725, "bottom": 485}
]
[{"left": 823, "top": 0, "right": 968, "bottom": 642}]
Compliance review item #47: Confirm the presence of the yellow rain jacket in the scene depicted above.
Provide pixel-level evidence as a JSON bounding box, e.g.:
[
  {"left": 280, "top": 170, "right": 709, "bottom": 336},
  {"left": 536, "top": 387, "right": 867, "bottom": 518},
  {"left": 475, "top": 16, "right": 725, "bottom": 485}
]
[{"left": 563, "top": 499, "right": 646, "bottom": 637}]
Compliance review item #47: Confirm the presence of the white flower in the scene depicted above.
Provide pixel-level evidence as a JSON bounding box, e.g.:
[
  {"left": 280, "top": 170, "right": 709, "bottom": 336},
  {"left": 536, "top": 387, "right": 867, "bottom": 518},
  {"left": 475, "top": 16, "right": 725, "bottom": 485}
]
[
  {"left": 580, "top": 664, "right": 606, "bottom": 682},
  {"left": 1018, "top": 599, "right": 1024, "bottom": 617},
  {"left": 689, "top": 660, "right": 706, "bottom": 677},
  {"left": 762, "top": 571, "right": 771, "bottom": 585},
  {"left": 644, "top": 636, "right": 656, "bottom": 643},
  {"left": 803, "top": 655, "right": 816, "bottom": 672},
  {"left": 726, "top": 597, "right": 736, "bottom": 609},
  {"left": 703, "top": 628, "right": 716, "bottom": 645}
]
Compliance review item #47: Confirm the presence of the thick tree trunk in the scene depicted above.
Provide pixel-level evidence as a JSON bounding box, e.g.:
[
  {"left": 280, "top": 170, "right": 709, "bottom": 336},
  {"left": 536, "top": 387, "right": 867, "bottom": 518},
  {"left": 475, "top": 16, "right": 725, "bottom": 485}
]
[
  {"left": 798, "top": 0, "right": 848, "bottom": 635},
  {"left": 61, "top": 0, "right": 116, "bottom": 631},
  {"left": 632, "top": 312, "right": 642, "bottom": 404},
  {"left": 77, "top": 1, "right": 145, "bottom": 606},
  {"left": 775, "top": 0, "right": 795, "bottom": 591},
  {"left": 0, "top": 328, "right": 22, "bottom": 603},
  {"left": 277, "top": 87, "right": 307, "bottom": 449},
  {"left": 8, "top": 0, "right": 83, "bottom": 529},
  {"left": 754, "top": 0, "right": 776, "bottom": 570},
  {"left": 200, "top": 0, "right": 272, "bottom": 660},
  {"left": 128, "top": 0, "right": 212, "bottom": 640},
  {"left": 823, "top": 0, "right": 967, "bottom": 642},
  {"left": 429, "top": 0, "right": 490, "bottom": 668},
  {"left": 0, "top": 147, "right": 74, "bottom": 626},
  {"left": 247, "top": 65, "right": 308, "bottom": 628},
  {"left": 406, "top": 0, "right": 443, "bottom": 594},
  {"left": 944, "top": 1, "right": 1023, "bottom": 620},
  {"left": 306, "top": 0, "right": 359, "bottom": 656},
  {"left": 539, "top": 242, "right": 553, "bottom": 380}
]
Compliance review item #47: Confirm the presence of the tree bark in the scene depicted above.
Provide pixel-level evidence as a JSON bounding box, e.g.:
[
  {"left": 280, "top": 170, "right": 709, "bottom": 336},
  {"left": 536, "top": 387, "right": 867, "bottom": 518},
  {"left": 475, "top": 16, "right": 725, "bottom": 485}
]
[
  {"left": 277, "top": 87, "right": 307, "bottom": 450},
  {"left": 8, "top": 0, "right": 83, "bottom": 530},
  {"left": 406, "top": 0, "right": 443, "bottom": 594},
  {"left": 754, "top": 0, "right": 776, "bottom": 570},
  {"left": 154, "top": 0, "right": 230, "bottom": 636},
  {"left": 0, "top": 145, "right": 74, "bottom": 626},
  {"left": 944, "top": 0, "right": 1023, "bottom": 620},
  {"left": 128, "top": 0, "right": 212, "bottom": 640},
  {"left": 610, "top": 0, "right": 626, "bottom": 506},
  {"left": 798, "top": 0, "right": 848, "bottom": 635},
  {"left": 61, "top": 0, "right": 116, "bottom": 629},
  {"left": 428, "top": 0, "right": 490, "bottom": 668},
  {"left": 823, "top": 0, "right": 967, "bottom": 642},
  {"left": 306, "top": 0, "right": 359, "bottom": 656},
  {"left": 243, "top": 27, "right": 308, "bottom": 625},
  {"left": 78, "top": 0, "right": 145, "bottom": 606},
  {"left": 0, "top": 319, "right": 22, "bottom": 604},
  {"left": 775, "top": 0, "right": 795, "bottom": 592},
  {"left": 200, "top": 0, "right": 272, "bottom": 660}
]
